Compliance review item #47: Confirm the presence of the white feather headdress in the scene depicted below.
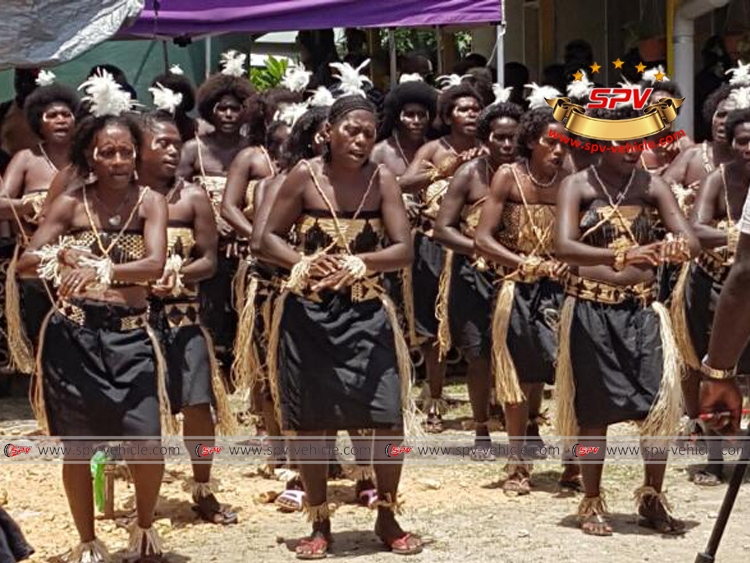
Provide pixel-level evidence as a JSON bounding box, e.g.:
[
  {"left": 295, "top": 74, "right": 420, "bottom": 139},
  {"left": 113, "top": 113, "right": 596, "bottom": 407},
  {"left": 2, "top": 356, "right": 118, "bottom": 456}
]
[
  {"left": 435, "top": 74, "right": 470, "bottom": 91},
  {"left": 220, "top": 50, "right": 247, "bottom": 78},
  {"left": 566, "top": 69, "right": 594, "bottom": 100},
  {"left": 78, "top": 69, "right": 135, "bottom": 118},
  {"left": 149, "top": 83, "right": 183, "bottom": 114},
  {"left": 281, "top": 62, "right": 312, "bottom": 93},
  {"left": 614, "top": 77, "right": 642, "bottom": 108},
  {"left": 726, "top": 60, "right": 750, "bottom": 86},
  {"left": 525, "top": 82, "right": 562, "bottom": 110},
  {"left": 274, "top": 102, "right": 309, "bottom": 127},
  {"left": 330, "top": 59, "right": 372, "bottom": 97},
  {"left": 399, "top": 73, "right": 424, "bottom": 84},
  {"left": 308, "top": 86, "right": 335, "bottom": 108},
  {"left": 36, "top": 70, "right": 56, "bottom": 87},
  {"left": 728, "top": 86, "right": 750, "bottom": 111},
  {"left": 169, "top": 64, "right": 184, "bottom": 76},
  {"left": 492, "top": 84, "right": 513, "bottom": 104},
  {"left": 642, "top": 65, "right": 670, "bottom": 84}
]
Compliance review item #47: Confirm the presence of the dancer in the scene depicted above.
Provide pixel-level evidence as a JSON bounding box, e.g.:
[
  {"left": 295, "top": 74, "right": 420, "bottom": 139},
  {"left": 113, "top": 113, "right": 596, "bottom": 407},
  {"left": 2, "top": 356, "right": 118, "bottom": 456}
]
[
  {"left": 16, "top": 78, "right": 171, "bottom": 562},
  {"left": 555, "top": 106, "right": 699, "bottom": 536},
  {"left": 138, "top": 107, "right": 238, "bottom": 524},
  {"left": 150, "top": 66, "right": 198, "bottom": 142},
  {"left": 434, "top": 99, "right": 521, "bottom": 461},
  {"left": 261, "top": 96, "right": 421, "bottom": 558},
  {"left": 399, "top": 83, "right": 484, "bottom": 433},
  {"left": 474, "top": 105, "right": 575, "bottom": 492}
]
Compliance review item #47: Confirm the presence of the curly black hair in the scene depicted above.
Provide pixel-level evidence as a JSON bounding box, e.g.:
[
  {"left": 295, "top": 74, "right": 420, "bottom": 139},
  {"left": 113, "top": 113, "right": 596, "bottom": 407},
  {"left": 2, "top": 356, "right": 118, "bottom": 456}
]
[
  {"left": 196, "top": 74, "right": 255, "bottom": 123},
  {"left": 725, "top": 108, "right": 750, "bottom": 145},
  {"left": 281, "top": 106, "right": 330, "bottom": 170},
  {"left": 703, "top": 83, "right": 736, "bottom": 128},
  {"left": 260, "top": 88, "right": 304, "bottom": 124},
  {"left": 437, "top": 83, "right": 484, "bottom": 132},
  {"left": 70, "top": 113, "right": 143, "bottom": 175},
  {"left": 23, "top": 84, "right": 79, "bottom": 137},
  {"left": 378, "top": 81, "right": 438, "bottom": 141},
  {"left": 516, "top": 107, "right": 556, "bottom": 159},
  {"left": 641, "top": 80, "right": 684, "bottom": 115},
  {"left": 476, "top": 102, "right": 524, "bottom": 142},
  {"left": 462, "top": 69, "right": 495, "bottom": 107},
  {"left": 151, "top": 72, "right": 195, "bottom": 114},
  {"left": 139, "top": 110, "right": 178, "bottom": 136}
]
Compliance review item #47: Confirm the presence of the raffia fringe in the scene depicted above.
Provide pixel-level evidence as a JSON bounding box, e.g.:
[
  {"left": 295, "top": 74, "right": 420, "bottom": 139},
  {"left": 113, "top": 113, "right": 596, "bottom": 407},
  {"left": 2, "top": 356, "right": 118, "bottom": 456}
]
[
  {"left": 640, "top": 302, "right": 684, "bottom": 441},
  {"left": 145, "top": 324, "right": 179, "bottom": 435},
  {"left": 380, "top": 294, "right": 424, "bottom": 444},
  {"left": 577, "top": 494, "right": 608, "bottom": 520},
  {"left": 184, "top": 477, "right": 216, "bottom": 499},
  {"left": 6, "top": 245, "right": 35, "bottom": 374},
  {"left": 63, "top": 538, "right": 111, "bottom": 563},
  {"left": 305, "top": 502, "right": 336, "bottom": 523},
  {"left": 669, "top": 262, "right": 701, "bottom": 372},
  {"left": 400, "top": 267, "right": 418, "bottom": 347},
  {"left": 233, "top": 259, "right": 250, "bottom": 313},
  {"left": 199, "top": 325, "right": 238, "bottom": 436},
  {"left": 127, "top": 525, "right": 163, "bottom": 557},
  {"left": 435, "top": 250, "right": 454, "bottom": 360},
  {"left": 266, "top": 290, "right": 289, "bottom": 432},
  {"left": 370, "top": 492, "right": 403, "bottom": 514},
  {"left": 491, "top": 280, "right": 525, "bottom": 404},
  {"left": 554, "top": 297, "right": 578, "bottom": 445},
  {"left": 31, "top": 309, "right": 55, "bottom": 434},
  {"left": 231, "top": 275, "right": 259, "bottom": 394}
]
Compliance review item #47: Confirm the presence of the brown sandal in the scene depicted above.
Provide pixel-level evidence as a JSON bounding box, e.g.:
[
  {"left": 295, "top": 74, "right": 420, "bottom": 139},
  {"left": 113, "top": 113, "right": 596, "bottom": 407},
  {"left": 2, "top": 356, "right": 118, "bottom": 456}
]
[
  {"left": 295, "top": 534, "right": 330, "bottom": 560},
  {"left": 373, "top": 494, "right": 423, "bottom": 556},
  {"left": 502, "top": 457, "right": 531, "bottom": 495},
  {"left": 578, "top": 495, "right": 612, "bottom": 536},
  {"left": 635, "top": 486, "right": 686, "bottom": 536}
]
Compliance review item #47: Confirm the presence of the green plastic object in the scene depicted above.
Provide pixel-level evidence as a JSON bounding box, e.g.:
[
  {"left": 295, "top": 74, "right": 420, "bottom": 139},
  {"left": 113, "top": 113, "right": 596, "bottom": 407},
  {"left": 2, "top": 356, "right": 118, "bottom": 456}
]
[{"left": 90, "top": 451, "right": 107, "bottom": 513}]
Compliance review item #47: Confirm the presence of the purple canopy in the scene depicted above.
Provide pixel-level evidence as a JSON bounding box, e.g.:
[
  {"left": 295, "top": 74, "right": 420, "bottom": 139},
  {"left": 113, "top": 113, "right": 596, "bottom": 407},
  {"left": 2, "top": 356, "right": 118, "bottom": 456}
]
[{"left": 122, "top": 0, "right": 503, "bottom": 38}]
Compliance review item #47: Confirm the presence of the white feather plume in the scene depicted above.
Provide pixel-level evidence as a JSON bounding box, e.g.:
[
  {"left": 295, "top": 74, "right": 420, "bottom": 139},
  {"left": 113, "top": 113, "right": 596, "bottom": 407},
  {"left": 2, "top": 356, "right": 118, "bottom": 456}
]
[
  {"left": 492, "top": 84, "right": 513, "bottom": 104},
  {"left": 78, "top": 69, "right": 135, "bottom": 118},
  {"left": 281, "top": 62, "right": 312, "bottom": 93},
  {"left": 169, "top": 64, "right": 184, "bottom": 76},
  {"left": 308, "top": 86, "right": 335, "bottom": 108},
  {"left": 149, "top": 83, "right": 183, "bottom": 114},
  {"left": 399, "top": 73, "right": 424, "bottom": 84},
  {"left": 330, "top": 59, "right": 372, "bottom": 97},
  {"left": 525, "top": 82, "right": 561, "bottom": 110},
  {"left": 220, "top": 50, "right": 247, "bottom": 78},
  {"left": 36, "top": 70, "right": 56, "bottom": 87},
  {"left": 566, "top": 69, "right": 594, "bottom": 100},
  {"left": 436, "top": 74, "right": 469, "bottom": 90},
  {"left": 726, "top": 60, "right": 750, "bottom": 86},
  {"left": 274, "top": 102, "right": 309, "bottom": 127},
  {"left": 614, "top": 78, "right": 642, "bottom": 108},
  {"left": 642, "top": 65, "right": 669, "bottom": 84},
  {"left": 728, "top": 86, "right": 750, "bottom": 111}
]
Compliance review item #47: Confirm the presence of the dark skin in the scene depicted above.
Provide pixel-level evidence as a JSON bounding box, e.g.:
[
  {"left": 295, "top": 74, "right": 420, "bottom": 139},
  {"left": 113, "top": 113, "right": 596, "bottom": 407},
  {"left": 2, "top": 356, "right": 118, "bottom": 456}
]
[
  {"left": 16, "top": 123, "right": 167, "bottom": 545},
  {"left": 371, "top": 102, "right": 432, "bottom": 178},
  {"left": 260, "top": 110, "right": 417, "bottom": 555},
  {"left": 555, "top": 145, "right": 700, "bottom": 535},
  {"left": 474, "top": 121, "right": 575, "bottom": 487},
  {"left": 220, "top": 145, "right": 275, "bottom": 239},
  {"left": 0, "top": 102, "right": 75, "bottom": 224},
  {"left": 702, "top": 121, "right": 750, "bottom": 437}
]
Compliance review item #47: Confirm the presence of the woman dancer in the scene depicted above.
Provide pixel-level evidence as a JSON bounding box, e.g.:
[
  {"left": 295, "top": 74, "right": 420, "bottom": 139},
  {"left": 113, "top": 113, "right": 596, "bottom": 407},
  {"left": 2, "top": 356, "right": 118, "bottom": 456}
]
[
  {"left": 261, "top": 96, "right": 421, "bottom": 558},
  {"left": 555, "top": 106, "right": 699, "bottom": 536}
]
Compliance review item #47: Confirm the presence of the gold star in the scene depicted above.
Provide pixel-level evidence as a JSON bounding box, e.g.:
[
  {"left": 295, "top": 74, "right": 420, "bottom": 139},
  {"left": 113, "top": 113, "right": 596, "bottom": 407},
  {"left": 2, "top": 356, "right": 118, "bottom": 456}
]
[
  {"left": 635, "top": 62, "right": 647, "bottom": 73},
  {"left": 573, "top": 70, "right": 584, "bottom": 81},
  {"left": 613, "top": 58, "right": 624, "bottom": 69},
  {"left": 590, "top": 62, "right": 601, "bottom": 74},
  {"left": 654, "top": 71, "right": 666, "bottom": 81}
]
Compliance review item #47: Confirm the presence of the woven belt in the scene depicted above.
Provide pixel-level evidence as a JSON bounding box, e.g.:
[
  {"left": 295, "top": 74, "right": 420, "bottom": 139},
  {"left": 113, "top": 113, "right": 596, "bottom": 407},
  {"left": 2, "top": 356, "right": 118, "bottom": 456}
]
[
  {"left": 59, "top": 302, "right": 147, "bottom": 331},
  {"left": 163, "top": 301, "right": 201, "bottom": 329},
  {"left": 291, "top": 275, "right": 383, "bottom": 303},
  {"left": 696, "top": 252, "right": 731, "bottom": 284},
  {"left": 565, "top": 274, "right": 656, "bottom": 306}
]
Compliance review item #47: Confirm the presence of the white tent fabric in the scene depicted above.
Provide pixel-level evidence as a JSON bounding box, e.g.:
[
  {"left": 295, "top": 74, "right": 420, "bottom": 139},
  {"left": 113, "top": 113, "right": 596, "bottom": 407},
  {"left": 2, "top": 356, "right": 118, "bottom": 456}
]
[{"left": 0, "top": 0, "right": 144, "bottom": 69}]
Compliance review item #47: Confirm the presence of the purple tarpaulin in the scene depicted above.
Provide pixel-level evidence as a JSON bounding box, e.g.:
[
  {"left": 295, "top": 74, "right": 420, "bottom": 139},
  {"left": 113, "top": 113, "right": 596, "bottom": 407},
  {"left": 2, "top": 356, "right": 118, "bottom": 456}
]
[{"left": 122, "top": 0, "right": 503, "bottom": 38}]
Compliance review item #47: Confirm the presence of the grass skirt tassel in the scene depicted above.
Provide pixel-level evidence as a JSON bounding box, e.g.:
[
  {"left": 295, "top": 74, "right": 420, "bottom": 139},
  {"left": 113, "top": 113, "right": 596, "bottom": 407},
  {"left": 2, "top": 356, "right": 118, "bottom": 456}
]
[
  {"left": 31, "top": 309, "right": 55, "bottom": 434},
  {"left": 640, "top": 302, "right": 684, "bottom": 441},
  {"left": 490, "top": 280, "right": 525, "bottom": 404},
  {"left": 265, "top": 291, "right": 289, "bottom": 431},
  {"left": 435, "top": 250, "right": 454, "bottom": 360},
  {"left": 231, "top": 276, "right": 260, "bottom": 394},
  {"left": 145, "top": 324, "right": 179, "bottom": 436},
  {"left": 232, "top": 259, "right": 250, "bottom": 313},
  {"left": 199, "top": 325, "right": 238, "bottom": 436},
  {"left": 554, "top": 296, "right": 578, "bottom": 445},
  {"left": 400, "top": 266, "right": 418, "bottom": 347},
  {"left": 6, "top": 245, "right": 35, "bottom": 374},
  {"left": 668, "top": 262, "right": 700, "bottom": 372}
]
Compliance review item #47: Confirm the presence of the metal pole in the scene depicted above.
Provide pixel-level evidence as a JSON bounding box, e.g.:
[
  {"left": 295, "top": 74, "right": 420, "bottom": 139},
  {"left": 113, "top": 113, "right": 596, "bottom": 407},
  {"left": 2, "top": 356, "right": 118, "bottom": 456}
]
[
  {"left": 389, "top": 29, "right": 397, "bottom": 88},
  {"left": 496, "top": 22, "right": 505, "bottom": 85},
  {"left": 205, "top": 36, "right": 212, "bottom": 81},
  {"left": 162, "top": 40, "right": 169, "bottom": 72}
]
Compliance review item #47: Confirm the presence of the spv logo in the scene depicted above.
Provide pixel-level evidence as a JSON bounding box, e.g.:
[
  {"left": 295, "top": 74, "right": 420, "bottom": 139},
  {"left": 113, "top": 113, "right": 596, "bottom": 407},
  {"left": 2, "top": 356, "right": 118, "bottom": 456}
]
[{"left": 586, "top": 88, "right": 654, "bottom": 110}]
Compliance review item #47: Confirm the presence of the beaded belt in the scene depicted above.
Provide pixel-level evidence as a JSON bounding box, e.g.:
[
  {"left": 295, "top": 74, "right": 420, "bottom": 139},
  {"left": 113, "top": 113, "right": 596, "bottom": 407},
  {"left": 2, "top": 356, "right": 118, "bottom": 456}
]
[
  {"left": 58, "top": 302, "right": 147, "bottom": 331},
  {"left": 696, "top": 252, "right": 731, "bottom": 284},
  {"left": 565, "top": 274, "right": 656, "bottom": 306}
]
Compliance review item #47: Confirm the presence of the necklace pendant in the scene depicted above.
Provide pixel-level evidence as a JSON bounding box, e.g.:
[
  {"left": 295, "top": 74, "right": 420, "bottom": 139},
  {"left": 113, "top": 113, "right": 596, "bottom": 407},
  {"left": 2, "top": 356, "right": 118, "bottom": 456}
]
[{"left": 108, "top": 214, "right": 122, "bottom": 227}]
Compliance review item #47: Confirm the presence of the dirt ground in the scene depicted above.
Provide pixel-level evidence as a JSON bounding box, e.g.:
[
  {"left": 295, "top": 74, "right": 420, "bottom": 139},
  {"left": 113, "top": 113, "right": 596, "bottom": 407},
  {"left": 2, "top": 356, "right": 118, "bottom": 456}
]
[{"left": 2, "top": 382, "right": 750, "bottom": 563}]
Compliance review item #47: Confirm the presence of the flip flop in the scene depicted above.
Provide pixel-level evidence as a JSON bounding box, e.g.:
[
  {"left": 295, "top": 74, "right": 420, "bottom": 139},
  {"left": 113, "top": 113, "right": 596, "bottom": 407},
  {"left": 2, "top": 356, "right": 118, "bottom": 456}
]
[
  {"left": 358, "top": 488, "right": 378, "bottom": 508},
  {"left": 276, "top": 489, "right": 306, "bottom": 513}
]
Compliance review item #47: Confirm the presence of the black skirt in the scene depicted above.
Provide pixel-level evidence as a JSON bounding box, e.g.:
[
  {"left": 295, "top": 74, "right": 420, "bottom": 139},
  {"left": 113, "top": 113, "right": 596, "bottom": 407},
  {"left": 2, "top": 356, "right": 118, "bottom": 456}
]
[
  {"left": 570, "top": 298, "right": 662, "bottom": 427},
  {"left": 0, "top": 506, "right": 33, "bottom": 563},
  {"left": 447, "top": 254, "right": 497, "bottom": 360},
  {"left": 199, "top": 248, "right": 238, "bottom": 367},
  {"left": 508, "top": 279, "right": 562, "bottom": 384},
  {"left": 20, "top": 279, "right": 53, "bottom": 347},
  {"left": 278, "top": 292, "right": 402, "bottom": 431},
  {"left": 412, "top": 232, "right": 445, "bottom": 340},
  {"left": 41, "top": 300, "right": 161, "bottom": 438}
]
